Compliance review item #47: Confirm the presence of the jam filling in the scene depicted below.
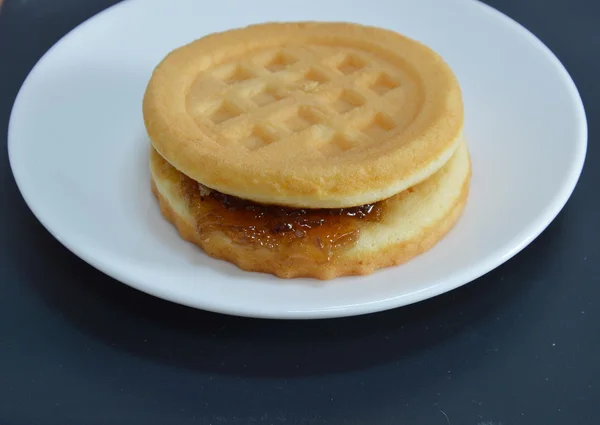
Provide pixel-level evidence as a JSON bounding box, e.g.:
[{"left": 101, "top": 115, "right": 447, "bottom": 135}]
[{"left": 158, "top": 153, "right": 384, "bottom": 262}]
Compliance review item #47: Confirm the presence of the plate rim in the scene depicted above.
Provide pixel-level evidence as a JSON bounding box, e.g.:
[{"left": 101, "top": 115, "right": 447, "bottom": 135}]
[{"left": 7, "top": 0, "right": 588, "bottom": 319}]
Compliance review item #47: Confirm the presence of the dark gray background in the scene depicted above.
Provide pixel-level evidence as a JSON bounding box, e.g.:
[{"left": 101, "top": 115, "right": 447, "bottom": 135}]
[{"left": 0, "top": 0, "right": 597, "bottom": 424}]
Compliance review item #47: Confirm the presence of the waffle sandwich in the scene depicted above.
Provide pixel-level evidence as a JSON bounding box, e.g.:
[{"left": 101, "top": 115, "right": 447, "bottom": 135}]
[{"left": 143, "top": 22, "right": 471, "bottom": 279}]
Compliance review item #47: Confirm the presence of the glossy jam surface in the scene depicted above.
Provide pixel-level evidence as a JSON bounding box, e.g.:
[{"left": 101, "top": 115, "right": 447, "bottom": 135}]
[{"left": 156, "top": 151, "right": 384, "bottom": 262}]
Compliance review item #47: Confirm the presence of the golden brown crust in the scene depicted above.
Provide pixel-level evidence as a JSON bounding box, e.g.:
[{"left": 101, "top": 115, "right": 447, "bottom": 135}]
[
  {"left": 150, "top": 142, "right": 471, "bottom": 280},
  {"left": 143, "top": 21, "right": 464, "bottom": 208}
]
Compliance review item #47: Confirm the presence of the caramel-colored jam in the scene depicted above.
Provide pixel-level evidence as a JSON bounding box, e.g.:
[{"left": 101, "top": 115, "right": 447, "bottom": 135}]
[{"left": 157, "top": 153, "right": 384, "bottom": 262}]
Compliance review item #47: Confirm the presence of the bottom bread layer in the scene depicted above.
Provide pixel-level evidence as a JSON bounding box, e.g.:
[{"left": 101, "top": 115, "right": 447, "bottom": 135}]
[{"left": 149, "top": 141, "right": 471, "bottom": 279}]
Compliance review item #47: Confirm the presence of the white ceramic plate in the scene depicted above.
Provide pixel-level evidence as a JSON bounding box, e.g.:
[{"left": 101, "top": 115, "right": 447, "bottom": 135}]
[{"left": 8, "top": 0, "right": 586, "bottom": 319}]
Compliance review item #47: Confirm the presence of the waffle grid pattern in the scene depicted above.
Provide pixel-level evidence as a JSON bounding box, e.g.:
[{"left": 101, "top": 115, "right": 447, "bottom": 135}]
[{"left": 187, "top": 46, "right": 418, "bottom": 156}]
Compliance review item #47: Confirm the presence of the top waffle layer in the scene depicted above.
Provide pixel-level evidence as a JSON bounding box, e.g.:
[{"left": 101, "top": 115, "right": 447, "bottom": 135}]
[{"left": 143, "top": 21, "right": 464, "bottom": 208}]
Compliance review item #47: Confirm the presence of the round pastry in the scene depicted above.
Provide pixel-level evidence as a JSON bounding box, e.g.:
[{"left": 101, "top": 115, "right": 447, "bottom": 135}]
[{"left": 143, "top": 21, "right": 464, "bottom": 209}]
